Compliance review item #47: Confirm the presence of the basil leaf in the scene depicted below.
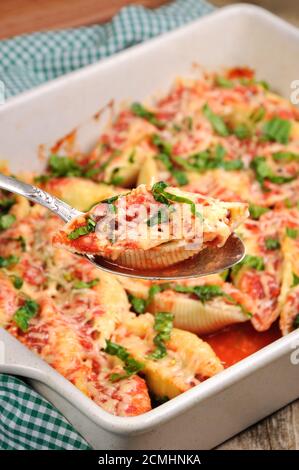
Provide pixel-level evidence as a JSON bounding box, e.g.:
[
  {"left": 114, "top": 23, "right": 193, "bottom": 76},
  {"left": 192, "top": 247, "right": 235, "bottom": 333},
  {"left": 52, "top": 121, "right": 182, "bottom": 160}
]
[
  {"left": 68, "top": 217, "right": 96, "bottom": 240},
  {"left": 49, "top": 154, "right": 82, "bottom": 177},
  {"left": 232, "top": 254, "right": 265, "bottom": 277},
  {"left": 250, "top": 156, "right": 295, "bottom": 188},
  {"left": 128, "top": 294, "right": 147, "bottom": 315},
  {"left": 286, "top": 227, "right": 298, "bottom": 239},
  {"left": 149, "top": 312, "right": 174, "bottom": 360},
  {"left": 0, "top": 197, "right": 16, "bottom": 213},
  {"left": 12, "top": 276, "right": 23, "bottom": 289},
  {"left": 250, "top": 106, "right": 266, "bottom": 123},
  {"left": 173, "top": 284, "right": 224, "bottom": 303},
  {"left": 73, "top": 278, "right": 99, "bottom": 289},
  {"left": 0, "top": 255, "right": 19, "bottom": 268},
  {"left": 104, "top": 340, "right": 144, "bottom": 381},
  {"left": 262, "top": 117, "right": 291, "bottom": 144},
  {"left": 131, "top": 103, "right": 164, "bottom": 128},
  {"left": 203, "top": 104, "right": 229, "bottom": 137},
  {"left": 151, "top": 182, "right": 199, "bottom": 217},
  {"left": 233, "top": 124, "right": 252, "bottom": 140},
  {"left": 0, "top": 214, "right": 16, "bottom": 231},
  {"left": 174, "top": 145, "right": 243, "bottom": 173},
  {"left": 153, "top": 135, "right": 188, "bottom": 186},
  {"left": 293, "top": 314, "right": 299, "bottom": 329},
  {"left": 265, "top": 237, "right": 280, "bottom": 250},
  {"left": 215, "top": 76, "right": 234, "bottom": 88},
  {"left": 13, "top": 299, "right": 39, "bottom": 332},
  {"left": 272, "top": 152, "right": 299, "bottom": 163},
  {"left": 292, "top": 273, "right": 299, "bottom": 287},
  {"left": 249, "top": 204, "right": 269, "bottom": 220},
  {"left": 146, "top": 208, "right": 169, "bottom": 227}
]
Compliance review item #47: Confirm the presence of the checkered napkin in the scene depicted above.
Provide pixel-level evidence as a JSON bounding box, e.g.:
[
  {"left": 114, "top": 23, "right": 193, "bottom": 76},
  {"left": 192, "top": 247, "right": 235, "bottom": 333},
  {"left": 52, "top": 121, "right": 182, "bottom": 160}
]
[{"left": 0, "top": 0, "right": 214, "bottom": 450}]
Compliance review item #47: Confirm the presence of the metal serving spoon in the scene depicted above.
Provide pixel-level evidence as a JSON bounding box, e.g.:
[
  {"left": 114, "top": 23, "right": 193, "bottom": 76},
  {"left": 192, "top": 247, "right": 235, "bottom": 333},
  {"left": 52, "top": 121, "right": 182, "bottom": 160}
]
[{"left": 0, "top": 173, "right": 245, "bottom": 280}]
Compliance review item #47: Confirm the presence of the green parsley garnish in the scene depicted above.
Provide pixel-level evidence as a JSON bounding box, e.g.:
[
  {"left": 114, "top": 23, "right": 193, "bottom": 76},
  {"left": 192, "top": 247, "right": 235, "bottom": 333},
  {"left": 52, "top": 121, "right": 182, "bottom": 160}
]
[
  {"left": 151, "top": 181, "right": 200, "bottom": 217},
  {"left": 286, "top": 227, "right": 298, "bottom": 239},
  {"left": 0, "top": 214, "right": 16, "bottom": 231},
  {"left": 152, "top": 134, "right": 188, "bottom": 186},
  {"left": 0, "top": 255, "right": 19, "bottom": 268},
  {"left": 249, "top": 204, "right": 269, "bottom": 220},
  {"left": 174, "top": 144, "right": 243, "bottom": 173},
  {"left": 203, "top": 103, "right": 229, "bottom": 137},
  {"left": 262, "top": 117, "right": 291, "bottom": 144},
  {"left": 68, "top": 217, "right": 96, "bottom": 240},
  {"left": 292, "top": 273, "right": 299, "bottom": 288},
  {"left": 73, "top": 278, "right": 99, "bottom": 289},
  {"left": 12, "top": 276, "right": 23, "bottom": 289},
  {"left": 265, "top": 237, "right": 280, "bottom": 250},
  {"left": 215, "top": 76, "right": 234, "bottom": 88},
  {"left": 233, "top": 124, "right": 252, "bottom": 140},
  {"left": 104, "top": 340, "right": 144, "bottom": 382},
  {"left": 149, "top": 312, "right": 174, "bottom": 360},
  {"left": 13, "top": 299, "right": 39, "bottom": 332},
  {"left": 272, "top": 152, "right": 299, "bottom": 163},
  {"left": 131, "top": 103, "right": 164, "bottom": 129},
  {"left": 250, "top": 156, "right": 295, "bottom": 188},
  {"left": 232, "top": 254, "right": 265, "bottom": 277}
]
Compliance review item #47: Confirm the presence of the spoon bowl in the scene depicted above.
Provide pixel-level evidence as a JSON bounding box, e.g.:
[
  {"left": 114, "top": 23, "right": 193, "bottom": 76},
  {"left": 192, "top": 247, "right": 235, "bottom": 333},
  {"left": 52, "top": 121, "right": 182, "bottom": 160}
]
[{"left": 0, "top": 173, "right": 246, "bottom": 280}]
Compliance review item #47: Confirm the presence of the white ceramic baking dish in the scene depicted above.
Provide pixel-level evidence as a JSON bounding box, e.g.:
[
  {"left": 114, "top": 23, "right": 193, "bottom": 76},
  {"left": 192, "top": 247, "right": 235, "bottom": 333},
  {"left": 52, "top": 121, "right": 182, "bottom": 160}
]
[{"left": 0, "top": 3, "right": 299, "bottom": 450}]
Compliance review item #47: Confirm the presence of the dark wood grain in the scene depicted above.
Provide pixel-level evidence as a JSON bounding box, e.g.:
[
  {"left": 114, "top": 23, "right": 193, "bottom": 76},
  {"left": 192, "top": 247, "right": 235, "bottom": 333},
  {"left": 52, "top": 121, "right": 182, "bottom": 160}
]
[{"left": 0, "top": 0, "right": 169, "bottom": 39}]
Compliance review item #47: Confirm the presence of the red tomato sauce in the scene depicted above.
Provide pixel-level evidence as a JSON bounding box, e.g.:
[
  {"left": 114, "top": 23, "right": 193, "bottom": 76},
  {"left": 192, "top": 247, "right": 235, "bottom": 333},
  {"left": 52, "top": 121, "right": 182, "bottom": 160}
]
[{"left": 203, "top": 321, "right": 281, "bottom": 368}]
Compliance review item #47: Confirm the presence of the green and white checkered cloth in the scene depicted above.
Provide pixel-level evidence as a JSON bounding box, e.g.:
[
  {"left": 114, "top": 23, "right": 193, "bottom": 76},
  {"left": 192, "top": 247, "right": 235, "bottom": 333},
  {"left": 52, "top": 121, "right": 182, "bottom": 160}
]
[{"left": 0, "top": 0, "right": 214, "bottom": 450}]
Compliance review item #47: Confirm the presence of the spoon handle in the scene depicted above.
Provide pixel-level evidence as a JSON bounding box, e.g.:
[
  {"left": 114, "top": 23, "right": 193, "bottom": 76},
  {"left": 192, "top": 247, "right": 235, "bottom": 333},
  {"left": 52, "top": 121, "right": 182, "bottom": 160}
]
[{"left": 0, "top": 173, "right": 81, "bottom": 222}]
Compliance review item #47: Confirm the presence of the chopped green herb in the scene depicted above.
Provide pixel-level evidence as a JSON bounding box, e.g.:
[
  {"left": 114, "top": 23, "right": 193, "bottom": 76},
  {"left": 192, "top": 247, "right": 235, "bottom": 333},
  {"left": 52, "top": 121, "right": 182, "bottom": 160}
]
[
  {"left": 293, "top": 314, "right": 299, "bottom": 329},
  {"left": 151, "top": 182, "right": 200, "bottom": 217},
  {"left": 109, "top": 168, "right": 124, "bottom": 186},
  {"left": 232, "top": 254, "right": 265, "bottom": 276},
  {"left": 0, "top": 214, "right": 16, "bottom": 231},
  {"left": 104, "top": 340, "right": 144, "bottom": 381},
  {"left": 128, "top": 149, "right": 136, "bottom": 164},
  {"left": 128, "top": 294, "right": 147, "bottom": 315},
  {"left": 250, "top": 106, "right": 266, "bottom": 123},
  {"left": 233, "top": 124, "right": 252, "bottom": 140},
  {"left": 183, "top": 116, "right": 193, "bottom": 131},
  {"left": 13, "top": 299, "right": 39, "bottom": 332},
  {"left": 73, "top": 278, "right": 99, "bottom": 289},
  {"left": 265, "top": 237, "right": 280, "bottom": 250},
  {"left": 262, "top": 117, "right": 291, "bottom": 144},
  {"left": 146, "top": 208, "right": 169, "bottom": 227},
  {"left": 131, "top": 103, "right": 164, "bottom": 128},
  {"left": 48, "top": 154, "right": 82, "bottom": 177},
  {"left": 292, "top": 273, "right": 299, "bottom": 287},
  {"left": 12, "top": 276, "right": 23, "bottom": 289},
  {"left": 172, "top": 284, "right": 224, "bottom": 303},
  {"left": 152, "top": 135, "right": 188, "bottom": 186},
  {"left": 203, "top": 103, "right": 229, "bottom": 137},
  {"left": 250, "top": 156, "right": 295, "bottom": 188},
  {"left": 215, "top": 76, "right": 234, "bottom": 88},
  {"left": 249, "top": 204, "right": 269, "bottom": 220},
  {"left": 272, "top": 151, "right": 299, "bottom": 163},
  {"left": 68, "top": 217, "right": 96, "bottom": 240},
  {"left": 0, "top": 197, "right": 16, "bottom": 213},
  {"left": 174, "top": 145, "right": 243, "bottom": 173},
  {"left": 0, "top": 255, "right": 19, "bottom": 268},
  {"left": 220, "top": 270, "right": 229, "bottom": 281},
  {"left": 149, "top": 312, "right": 174, "bottom": 360},
  {"left": 286, "top": 227, "right": 298, "bottom": 239}
]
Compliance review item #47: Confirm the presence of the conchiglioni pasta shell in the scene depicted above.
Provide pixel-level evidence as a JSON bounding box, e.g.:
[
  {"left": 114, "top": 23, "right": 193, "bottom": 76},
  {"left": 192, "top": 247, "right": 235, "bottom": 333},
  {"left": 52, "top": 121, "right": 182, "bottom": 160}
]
[
  {"left": 137, "top": 154, "right": 159, "bottom": 186},
  {"left": 116, "top": 241, "right": 200, "bottom": 269},
  {"left": 149, "top": 294, "right": 248, "bottom": 334}
]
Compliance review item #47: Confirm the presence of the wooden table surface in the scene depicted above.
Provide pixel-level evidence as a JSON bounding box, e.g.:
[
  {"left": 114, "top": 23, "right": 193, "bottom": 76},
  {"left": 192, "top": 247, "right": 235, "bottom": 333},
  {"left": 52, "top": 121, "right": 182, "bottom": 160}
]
[{"left": 2, "top": 0, "right": 299, "bottom": 450}]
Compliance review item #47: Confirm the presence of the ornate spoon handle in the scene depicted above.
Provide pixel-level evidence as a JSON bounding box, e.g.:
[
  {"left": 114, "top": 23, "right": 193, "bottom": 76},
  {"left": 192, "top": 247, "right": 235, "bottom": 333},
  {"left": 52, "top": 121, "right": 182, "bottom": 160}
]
[{"left": 0, "top": 173, "right": 81, "bottom": 222}]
